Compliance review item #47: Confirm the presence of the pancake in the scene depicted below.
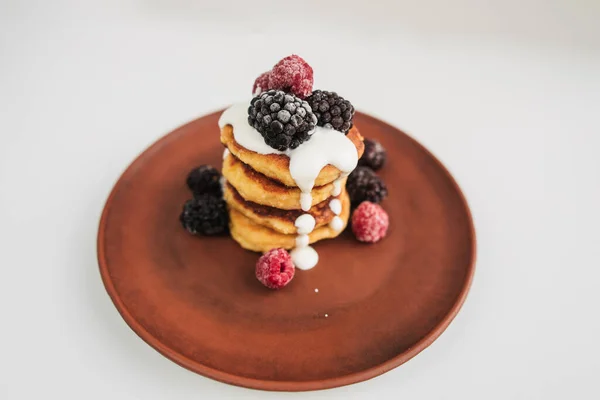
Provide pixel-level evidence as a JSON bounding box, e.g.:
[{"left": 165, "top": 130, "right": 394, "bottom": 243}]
[
  {"left": 224, "top": 182, "right": 347, "bottom": 235},
  {"left": 228, "top": 188, "right": 351, "bottom": 253},
  {"left": 222, "top": 153, "right": 346, "bottom": 210},
  {"left": 220, "top": 124, "right": 364, "bottom": 187}
]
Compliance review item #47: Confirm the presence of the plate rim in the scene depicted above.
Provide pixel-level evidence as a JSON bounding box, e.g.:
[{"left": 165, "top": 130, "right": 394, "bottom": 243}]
[{"left": 97, "top": 110, "right": 477, "bottom": 392}]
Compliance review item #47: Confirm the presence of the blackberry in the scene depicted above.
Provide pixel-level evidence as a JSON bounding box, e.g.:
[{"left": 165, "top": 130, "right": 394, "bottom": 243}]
[
  {"left": 358, "top": 139, "right": 386, "bottom": 170},
  {"left": 186, "top": 165, "right": 222, "bottom": 196},
  {"left": 306, "top": 90, "right": 355, "bottom": 134},
  {"left": 180, "top": 194, "right": 229, "bottom": 236},
  {"left": 347, "top": 166, "right": 388, "bottom": 207},
  {"left": 247, "top": 90, "right": 318, "bottom": 151}
]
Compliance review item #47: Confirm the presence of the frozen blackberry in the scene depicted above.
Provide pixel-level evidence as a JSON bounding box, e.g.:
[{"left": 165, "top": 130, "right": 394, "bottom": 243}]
[
  {"left": 306, "top": 90, "right": 355, "bottom": 134},
  {"left": 247, "top": 90, "right": 318, "bottom": 151},
  {"left": 180, "top": 194, "right": 228, "bottom": 236},
  {"left": 358, "top": 139, "right": 386, "bottom": 170},
  {"left": 186, "top": 165, "right": 222, "bottom": 196},
  {"left": 347, "top": 166, "right": 388, "bottom": 207}
]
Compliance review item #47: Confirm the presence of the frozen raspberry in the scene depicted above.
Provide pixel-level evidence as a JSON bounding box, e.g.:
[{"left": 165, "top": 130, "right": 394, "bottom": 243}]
[
  {"left": 351, "top": 201, "right": 389, "bottom": 243},
  {"left": 252, "top": 71, "right": 270, "bottom": 95},
  {"left": 268, "top": 55, "right": 314, "bottom": 98},
  {"left": 255, "top": 248, "right": 295, "bottom": 289},
  {"left": 358, "top": 138, "right": 386, "bottom": 170}
]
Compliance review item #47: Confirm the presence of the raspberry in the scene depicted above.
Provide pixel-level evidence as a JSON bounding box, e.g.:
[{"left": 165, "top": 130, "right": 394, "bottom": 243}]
[
  {"left": 306, "top": 90, "right": 355, "bottom": 133},
  {"left": 351, "top": 201, "right": 389, "bottom": 243},
  {"left": 186, "top": 165, "right": 222, "bottom": 196},
  {"left": 252, "top": 71, "right": 270, "bottom": 95},
  {"left": 247, "top": 90, "right": 317, "bottom": 151},
  {"left": 255, "top": 248, "right": 295, "bottom": 289},
  {"left": 180, "top": 194, "right": 228, "bottom": 236},
  {"left": 347, "top": 166, "right": 388, "bottom": 207},
  {"left": 268, "top": 55, "right": 314, "bottom": 98},
  {"left": 358, "top": 138, "right": 386, "bottom": 170}
]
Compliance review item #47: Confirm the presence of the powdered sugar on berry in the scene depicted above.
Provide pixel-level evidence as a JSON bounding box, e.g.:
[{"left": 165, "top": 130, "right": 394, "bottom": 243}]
[
  {"left": 351, "top": 201, "right": 389, "bottom": 243},
  {"left": 268, "top": 55, "right": 314, "bottom": 98},
  {"left": 255, "top": 248, "right": 295, "bottom": 289},
  {"left": 219, "top": 102, "right": 287, "bottom": 155},
  {"left": 252, "top": 71, "right": 270, "bottom": 96}
]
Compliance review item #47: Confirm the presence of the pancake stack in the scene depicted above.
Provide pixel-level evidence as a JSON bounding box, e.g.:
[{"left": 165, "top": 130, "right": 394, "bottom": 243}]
[{"left": 220, "top": 124, "right": 364, "bottom": 253}]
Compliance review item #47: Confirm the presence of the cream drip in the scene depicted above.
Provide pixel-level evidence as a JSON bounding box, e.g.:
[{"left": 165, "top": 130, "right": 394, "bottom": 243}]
[
  {"left": 300, "top": 193, "right": 312, "bottom": 212},
  {"left": 288, "top": 127, "right": 358, "bottom": 194},
  {"left": 331, "top": 178, "right": 343, "bottom": 197}
]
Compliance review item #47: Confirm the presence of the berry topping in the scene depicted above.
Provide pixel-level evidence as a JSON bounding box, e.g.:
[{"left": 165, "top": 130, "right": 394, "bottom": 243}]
[
  {"left": 180, "top": 194, "right": 228, "bottom": 236},
  {"left": 351, "top": 201, "right": 389, "bottom": 243},
  {"left": 186, "top": 165, "right": 222, "bottom": 196},
  {"left": 268, "top": 55, "right": 314, "bottom": 98},
  {"left": 252, "top": 71, "right": 270, "bottom": 95},
  {"left": 247, "top": 89, "right": 318, "bottom": 151},
  {"left": 346, "top": 166, "right": 388, "bottom": 207},
  {"left": 306, "top": 90, "right": 355, "bottom": 134},
  {"left": 255, "top": 248, "right": 295, "bottom": 289},
  {"left": 358, "top": 138, "right": 387, "bottom": 170}
]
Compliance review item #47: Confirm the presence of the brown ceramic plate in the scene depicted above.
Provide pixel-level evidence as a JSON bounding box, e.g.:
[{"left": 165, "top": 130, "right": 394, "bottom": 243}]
[{"left": 97, "top": 110, "right": 476, "bottom": 391}]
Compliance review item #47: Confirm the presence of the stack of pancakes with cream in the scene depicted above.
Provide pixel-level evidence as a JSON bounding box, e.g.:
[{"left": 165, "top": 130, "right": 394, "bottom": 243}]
[{"left": 219, "top": 119, "right": 364, "bottom": 253}]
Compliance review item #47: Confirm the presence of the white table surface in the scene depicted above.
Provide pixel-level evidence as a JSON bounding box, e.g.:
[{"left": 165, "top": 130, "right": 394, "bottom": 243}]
[{"left": 1, "top": 1, "right": 599, "bottom": 399}]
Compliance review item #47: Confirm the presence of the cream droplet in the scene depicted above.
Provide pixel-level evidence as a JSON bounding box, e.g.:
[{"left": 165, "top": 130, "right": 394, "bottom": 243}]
[
  {"left": 295, "top": 214, "right": 315, "bottom": 235},
  {"left": 329, "top": 216, "right": 344, "bottom": 232},
  {"left": 222, "top": 148, "right": 230, "bottom": 160},
  {"left": 291, "top": 246, "right": 319, "bottom": 270},
  {"left": 331, "top": 178, "right": 343, "bottom": 196},
  {"left": 295, "top": 234, "right": 309, "bottom": 248},
  {"left": 300, "top": 192, "right": 312, "bottom": 211},
  {"left": 329, "top": 199, "right": 342, "bottom": 215}
]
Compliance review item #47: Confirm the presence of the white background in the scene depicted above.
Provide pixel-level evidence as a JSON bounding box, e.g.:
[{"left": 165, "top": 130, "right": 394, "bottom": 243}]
[{"left": 1, "top": 0, "right": 599, "bottom": 399}]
